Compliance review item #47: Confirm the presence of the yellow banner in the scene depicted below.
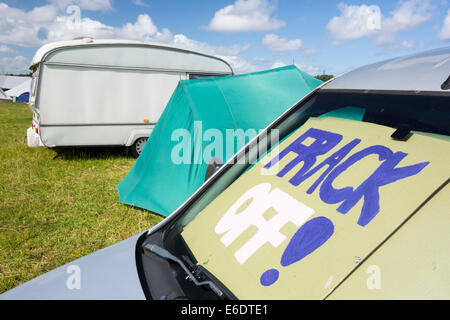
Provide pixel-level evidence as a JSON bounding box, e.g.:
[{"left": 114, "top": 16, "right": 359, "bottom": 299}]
[{"left": 182, "top": 117, "right": 450, "bottom": 299}]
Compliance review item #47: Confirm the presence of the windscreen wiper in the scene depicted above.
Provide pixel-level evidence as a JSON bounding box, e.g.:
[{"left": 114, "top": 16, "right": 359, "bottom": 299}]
[{"left": 143, "top": 243, "right": 224, "bottom": 298}]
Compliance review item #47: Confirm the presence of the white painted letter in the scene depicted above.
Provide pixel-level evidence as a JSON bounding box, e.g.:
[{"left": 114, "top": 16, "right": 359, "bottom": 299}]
[{"left": 215, "top": 183, "right": 315, "bottom": 264}]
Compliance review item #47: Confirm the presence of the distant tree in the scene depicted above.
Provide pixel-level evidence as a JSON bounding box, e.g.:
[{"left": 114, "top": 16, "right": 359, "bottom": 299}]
[{"left": 315, "top": 74, "right": 334, "bottom": 82}]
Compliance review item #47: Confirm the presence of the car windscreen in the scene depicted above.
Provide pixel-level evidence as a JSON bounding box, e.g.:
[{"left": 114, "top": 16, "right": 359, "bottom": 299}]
[
  {"left": 161, "top": 89, "right": 450, "bottom": 299},
  {"left": 303, "top": 89, "right": 449, "bottom": 136}
]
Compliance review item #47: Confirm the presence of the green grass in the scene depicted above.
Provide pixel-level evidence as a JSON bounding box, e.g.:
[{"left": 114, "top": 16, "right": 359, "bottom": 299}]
[{"left": 0, "top": 103, "right": 163, "bottom": 293}]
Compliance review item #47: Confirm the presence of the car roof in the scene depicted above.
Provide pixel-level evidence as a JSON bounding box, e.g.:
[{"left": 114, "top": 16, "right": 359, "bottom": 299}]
[
  {"left": 324, "top": 46, "right": 450, "bottom": 93},
  {"left": 30, "top": 38, "right": 233, "bottom": 72}
]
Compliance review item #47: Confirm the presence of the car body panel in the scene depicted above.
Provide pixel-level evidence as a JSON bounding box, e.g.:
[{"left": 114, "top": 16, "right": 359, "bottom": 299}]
[
  {"left": 325, "top": 47, "right": 450, "bottom": 92},
  {"left": 0, "top": 233, "right": 145, "bottom": 300},
  {"left": 328, "top": 185, "right": 450, "bottom": 299}
]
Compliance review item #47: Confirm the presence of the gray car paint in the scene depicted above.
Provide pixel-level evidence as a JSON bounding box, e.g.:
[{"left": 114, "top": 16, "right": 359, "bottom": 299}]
[
  {"left": 325, "top": 46, "right": 450, "bottom": 92},
  {"left": 0, "top": 233, "right": 145, "bottom": 300}
]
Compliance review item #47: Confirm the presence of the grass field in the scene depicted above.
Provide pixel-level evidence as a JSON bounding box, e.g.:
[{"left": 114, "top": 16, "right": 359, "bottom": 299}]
[{"left": 0, "top": 102, "right": 163, "bottom": 293}]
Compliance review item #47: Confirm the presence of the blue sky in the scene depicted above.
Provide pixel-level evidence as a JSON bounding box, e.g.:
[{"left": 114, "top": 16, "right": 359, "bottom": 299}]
[{"left": 0, "top": 0, "right": 449, "bottom": 75}]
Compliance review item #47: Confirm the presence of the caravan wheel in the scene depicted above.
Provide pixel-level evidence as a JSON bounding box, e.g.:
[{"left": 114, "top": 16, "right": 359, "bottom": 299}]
[{"left": 130, "top": 137, "right": 148, "bottom": 158}]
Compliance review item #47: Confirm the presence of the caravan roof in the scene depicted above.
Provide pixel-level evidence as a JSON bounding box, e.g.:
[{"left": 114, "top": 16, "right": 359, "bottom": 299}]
[{"left": 30, "top": 38, "right": 233, "bottom": 75}]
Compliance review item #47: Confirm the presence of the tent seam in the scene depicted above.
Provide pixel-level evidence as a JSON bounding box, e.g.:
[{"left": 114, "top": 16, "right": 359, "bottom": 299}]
[
  {"left": 181, "top": 81, "right": 199, "bottom": 121},
  {"left": 213, "top": 78, "right": 239, "bottom": 130}
]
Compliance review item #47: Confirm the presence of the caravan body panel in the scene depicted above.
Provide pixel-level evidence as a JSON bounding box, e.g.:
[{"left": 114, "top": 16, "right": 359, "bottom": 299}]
[{"left": 29, "top": 39, "right": 233, "bottom": 148}]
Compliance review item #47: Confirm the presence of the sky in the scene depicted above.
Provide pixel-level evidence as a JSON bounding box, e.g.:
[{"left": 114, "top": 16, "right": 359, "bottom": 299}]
[{"left": 0, "top": 0, "right": 449, "bottom": 76}]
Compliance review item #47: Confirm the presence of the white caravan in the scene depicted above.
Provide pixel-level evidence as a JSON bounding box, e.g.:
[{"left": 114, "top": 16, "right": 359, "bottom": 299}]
[{"left": 27, "top": 38, "right": 233, "bottom": 156}]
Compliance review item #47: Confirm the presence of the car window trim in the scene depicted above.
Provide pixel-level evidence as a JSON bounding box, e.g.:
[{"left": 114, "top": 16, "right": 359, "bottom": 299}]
[{"left": 320, "top": 88, "right": 450, "bottom": 97}]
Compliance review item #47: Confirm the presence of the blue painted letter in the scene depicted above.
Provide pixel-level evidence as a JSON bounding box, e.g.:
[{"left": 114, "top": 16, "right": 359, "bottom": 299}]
[
  {"left": 264, "top": 128, "right": 342, "bottom": 183},
  {"left": 319, "top": 145, "right": 430, "bottom": 227}
]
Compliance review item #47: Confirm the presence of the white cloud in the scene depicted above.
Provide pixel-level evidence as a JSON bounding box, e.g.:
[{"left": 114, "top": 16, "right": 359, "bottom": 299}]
[
  {"left": 44, "top": 15, "right": 252, "bottom": 67},
  {"left": 326, "top": 0, "right": 433, "bottom": 46},
  {"left": 382, "top": 0, "right": 432, "bottom": 33},
  {"left": 206, "top": 0, "right": 285, "bottom": 32},
  {"left": 438, "top": 9, "right": 450, "bottom": 40},
  {"left": 0, "top": 2, "right": 254, "bottom": 73},
  {"left": 28, "top": 5, "right": 59, "bottom": 23},
  {"left": 295, "top": 64, "right": 321, "bottom": 76},
  {"left": 268, "top": 60, "right": 321, "bottom": 75},
  {"left": 216, "top": 55, "right": 305, "bottom": 74},
  {"left": 377, "top": 0, "right": 433, "bottom": 44},
  {"left": 0, "top": 55, "right": 29, "bottom": 74},
  {"left": 0, "top": 3, "right": 249, "bottom": 54},
  {"left": 0, "top": 44, "right": 14, "bottom": 53},
  {"left": 132, "top": 0, "right": 148, "bottom": 7},
  {"left": 172, "top": 34, "right": 250, "bottom": 56},
  {"left": 326, "top": 3, "right": 382, "bottom": 41},
  {"left": 0, "top": 3, "right": 59, "bottom": 46},
  {"left": 271, "top": 60, "right": 287, "bottom": 68},
  {"left": 378, "top": 39, "right": 419, "bottom": 51},
  {"left": 300, "top": 47, "right": 318, "bottom": 55},
  {"left": 49, "top": 0, "right": 112, "bottom": 11},
  {"left": 397, "top": 40, "right": 416, "bottom": 49},
  {"left": 233, "top": 57, "right": 323, "bottom": 75},
  {"left": 262, "top": 33, "right": 302, "bottom": 51},
  {"left": 119, "top": 14, "right": 159, "bottom": 40},
  {"left": 46, "top": 16, "right": 116, "bottom": 42},
  {"left": 217, "top": 55, "right": 259, "bottom": 74},
  {"left": 0, "top": 2, "right": 263, "bottom": 73},
  {"left": 0, "top": 1, "right": 111, "bottom": 47}
]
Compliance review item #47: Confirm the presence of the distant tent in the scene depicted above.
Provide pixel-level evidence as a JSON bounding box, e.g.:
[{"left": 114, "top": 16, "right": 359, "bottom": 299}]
[
  {"left": 0, "top": 75, "right": 30, "bottom": 91},
  {"left": 5, "top": 79, "right": 31, "bottom": 102},
  {"left": 117, "top": 65, "right": 323, "bottom": 216},
  {"left": 0, "top": 88, "right": 12, "bottom": 102},
  {"left": 0, "top": 88, "right": 8, "bottom": 98},
  {"left": 17, "top": 92, "right": 30, "bottom": 102}
]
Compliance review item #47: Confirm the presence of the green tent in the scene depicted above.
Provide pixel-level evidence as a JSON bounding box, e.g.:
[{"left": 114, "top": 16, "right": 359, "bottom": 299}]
[{"left": 117, "top": 65, "right": 323, "bottom": 216}]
